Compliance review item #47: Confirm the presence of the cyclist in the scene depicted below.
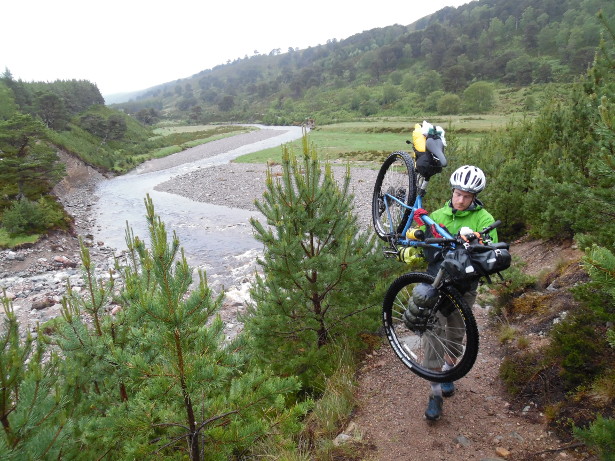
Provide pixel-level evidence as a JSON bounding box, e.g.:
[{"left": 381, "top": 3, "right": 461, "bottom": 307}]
[{"left": 398, "top": 164, "right": 498, "bottom": 421}]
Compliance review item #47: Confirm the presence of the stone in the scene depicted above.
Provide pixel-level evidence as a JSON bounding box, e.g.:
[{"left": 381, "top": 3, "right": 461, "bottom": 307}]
[
  {"left": 53, "top": 255, "right": 77, "bottom": 268},
  {"left": 333, "top": 433, "right": 353, "bottom": 446},
  {"left": 31, "top": 297, "right": 55, "bottom": 310},
  {"left": 454, "top": 435, "right": 472, "bottom": 447},
  {"left": 495, "top": 447, "right": 511, "bottom": 458}
]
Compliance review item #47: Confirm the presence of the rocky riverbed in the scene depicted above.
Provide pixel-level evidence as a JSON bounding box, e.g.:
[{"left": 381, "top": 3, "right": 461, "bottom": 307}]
[
  {"left": 154, "top": 160, "right": 378, "bottom": 230},
  {"left": 1, "top": 130, "right": 379, "bottom": 340},
  {"left": 0, "top": 151, "right": 117, "bottom": 334}
]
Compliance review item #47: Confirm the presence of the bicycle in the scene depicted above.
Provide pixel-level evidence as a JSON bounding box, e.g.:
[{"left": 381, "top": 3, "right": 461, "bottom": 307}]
[{"left": 371, "top": 135, "right": 510, "bottom": 383}]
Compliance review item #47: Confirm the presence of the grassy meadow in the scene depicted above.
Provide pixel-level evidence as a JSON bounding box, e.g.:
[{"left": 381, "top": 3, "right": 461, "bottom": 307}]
[{"left": 233, "top": 114, "right": 522, "bottom": 164}]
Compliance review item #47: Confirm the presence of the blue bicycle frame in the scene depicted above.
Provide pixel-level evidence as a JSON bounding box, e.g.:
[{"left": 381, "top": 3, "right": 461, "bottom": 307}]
[
  {"left": 381, "top": 191, "right": 454, "bottom": 248},
  {"left": 384, "top": 190, "right": 453, "bottom": 239}
]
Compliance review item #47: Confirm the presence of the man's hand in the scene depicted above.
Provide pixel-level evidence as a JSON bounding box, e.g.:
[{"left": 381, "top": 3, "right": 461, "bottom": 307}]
[{"left": 459, "top": 226, "right": 475, "bottom": 239}]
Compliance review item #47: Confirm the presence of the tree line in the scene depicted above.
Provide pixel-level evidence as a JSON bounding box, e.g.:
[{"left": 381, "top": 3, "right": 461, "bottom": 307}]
[{"left": 113, "top": 0, "right": 614, "bottom": 125}]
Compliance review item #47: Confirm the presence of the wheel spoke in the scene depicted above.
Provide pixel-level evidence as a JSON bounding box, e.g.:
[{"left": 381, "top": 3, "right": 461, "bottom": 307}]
[
  {"left": 382, "top": 272, "right": 479, "bottom": 382},
  {"left": 372, "top": 152, "right": 417, "bottom": 241}
]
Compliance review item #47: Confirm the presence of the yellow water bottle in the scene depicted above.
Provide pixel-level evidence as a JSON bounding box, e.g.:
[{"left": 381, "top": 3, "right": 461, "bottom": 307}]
[{"left": 406, "top": 228, "right": 425, "bottom": 241}]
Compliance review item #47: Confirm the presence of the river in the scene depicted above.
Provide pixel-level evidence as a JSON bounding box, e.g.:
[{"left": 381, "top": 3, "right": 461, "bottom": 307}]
[{"left": 90, "top": 125, "right": 304, "bottom": 288}]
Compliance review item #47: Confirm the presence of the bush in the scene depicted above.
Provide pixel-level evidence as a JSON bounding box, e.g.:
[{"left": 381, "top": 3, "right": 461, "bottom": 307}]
[
  {"left": 574, "top": 416, "right": 615, "bottom": 461},
  {"left": 1, "top": 198, "right": 69, "bottom": 236},
  {"left": 437, "top": 93, "right": 461, "bottom": 115},
  {"left": 549, "top": 307, "right": 611, "bottom": 389},
  {"left": 2, "top": 199, "right": 47, "bottom": 236},
  {"left": 499, "top": 349, "right": 550, "bottom": 396},
  {"left": 462, "top": 81, "right": 495, "bottom": 113}
]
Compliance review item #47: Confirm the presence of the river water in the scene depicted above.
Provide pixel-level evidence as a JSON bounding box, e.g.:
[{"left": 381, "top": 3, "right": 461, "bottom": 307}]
[{"left": 91, "top": 125, "right": 304, "bottom": 287}]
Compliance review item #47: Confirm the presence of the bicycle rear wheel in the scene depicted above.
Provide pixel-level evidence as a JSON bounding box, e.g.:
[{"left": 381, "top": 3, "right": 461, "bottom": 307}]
[
  {"left": 382, "top": 272, "right": 479, "bottom": 382},
  {"left": 372, "top": 151, "right": 417, "bottom": 241}
]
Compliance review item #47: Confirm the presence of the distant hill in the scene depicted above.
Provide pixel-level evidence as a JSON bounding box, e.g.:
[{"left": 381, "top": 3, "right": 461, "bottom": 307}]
[
  {"left": 104, "top": 90, "right": 149, "bottom": 105},
  {"left": 110, "top": 0, "right": 615, "bottom": 125}
]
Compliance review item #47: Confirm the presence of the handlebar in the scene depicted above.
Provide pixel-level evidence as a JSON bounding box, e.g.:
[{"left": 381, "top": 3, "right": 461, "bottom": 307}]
[
  {"left": 424, "top": 220, "right": 502, "bottom": 245},
  {"left": 481, "top": 220, "right": 501, "bottom": 235}
]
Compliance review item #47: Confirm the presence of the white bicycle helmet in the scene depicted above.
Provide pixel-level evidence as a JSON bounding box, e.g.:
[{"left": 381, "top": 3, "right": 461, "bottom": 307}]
[{"left": 450, "top": 165, "right": 486, "bottom": 194}]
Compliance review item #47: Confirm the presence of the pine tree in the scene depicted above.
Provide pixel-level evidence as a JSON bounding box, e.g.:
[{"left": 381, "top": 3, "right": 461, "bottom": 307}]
[
  {"left": 0, "top": 297, "right": 70, "bottom": 460},
  {"left": 579, "top": 10, "right": 615, "bottom": 248},
  {"left": 571, "top": 14, "right": 615, "bottom": 455},
  {"left": 244, "top": 134, "right": 381, "bottom": 388},
  {"left": 0, "top": 114, "right": 64, "bottom": 203},
  {"left": 51, "top": 195, "right": 305, "bottom": 460}
]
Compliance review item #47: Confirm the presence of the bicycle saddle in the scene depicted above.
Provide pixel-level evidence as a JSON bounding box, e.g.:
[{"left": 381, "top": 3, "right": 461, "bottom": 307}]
[{"left": 425, "top": 137, "right": 448, "bottom": 167}]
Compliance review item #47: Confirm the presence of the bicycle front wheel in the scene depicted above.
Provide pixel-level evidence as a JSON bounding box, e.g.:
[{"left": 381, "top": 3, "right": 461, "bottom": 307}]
[
  {"left": 372, "top": 151, "right": 417, "bottom": 241},
  {"left": 382, "top": 272, "right": 479, "bottom": 382}
]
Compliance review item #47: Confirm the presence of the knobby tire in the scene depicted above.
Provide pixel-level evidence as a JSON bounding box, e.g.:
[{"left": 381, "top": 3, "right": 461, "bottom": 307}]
[
  {"left": 382, "top": 272, "right": 479, "bottom": 382},
  {"left": 372, "top": 151, "right": 417, "bottom": 241}
]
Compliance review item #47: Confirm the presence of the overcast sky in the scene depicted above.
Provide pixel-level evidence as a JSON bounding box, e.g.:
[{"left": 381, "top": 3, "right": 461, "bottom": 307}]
[{"left": 3, "top": 0, "right": 471, "bottom": 96}]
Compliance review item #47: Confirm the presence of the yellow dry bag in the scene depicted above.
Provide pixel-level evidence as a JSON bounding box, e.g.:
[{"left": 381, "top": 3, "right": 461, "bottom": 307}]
[{"left": 412, "top": 123, "right": 426, "bottom": 153}]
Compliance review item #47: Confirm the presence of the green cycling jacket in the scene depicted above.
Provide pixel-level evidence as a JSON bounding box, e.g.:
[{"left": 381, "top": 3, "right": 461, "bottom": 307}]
[
  {"left": 429, "top": 199, "right": 498, "bottom": 243},
  {"left": 420, "top": 199, "right": 499, "bottom": 280}
]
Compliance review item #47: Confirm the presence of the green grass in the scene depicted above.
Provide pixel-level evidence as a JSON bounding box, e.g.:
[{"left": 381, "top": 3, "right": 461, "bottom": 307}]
[
  {"left": 233, "top": 115, "right": 521, "bottom": 164},
  {"left": 152, "top": 124, "right": 222, "bottom": 135},
  {"left": 0, "top": 228, "right": 40, "bottom": 249}
]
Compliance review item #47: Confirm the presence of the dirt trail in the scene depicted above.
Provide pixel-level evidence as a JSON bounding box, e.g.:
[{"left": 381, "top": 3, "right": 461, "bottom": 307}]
[
  {"left": 351, "top": 309, "right": 559, "bottom": 460},
  {"left": 347, "top": 239, "right": 590, "bottom": 461}
]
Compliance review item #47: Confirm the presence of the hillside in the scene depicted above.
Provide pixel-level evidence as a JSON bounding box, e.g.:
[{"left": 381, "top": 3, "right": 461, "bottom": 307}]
[{"left": 112, "top": 0, "right": 615, "bottom": 125}]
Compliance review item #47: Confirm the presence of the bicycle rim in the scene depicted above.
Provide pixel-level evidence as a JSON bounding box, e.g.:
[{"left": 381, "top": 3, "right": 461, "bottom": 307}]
[
  {"left": 382, "top": 272, "right": 479, "bottom": 382},
  {"left": 372, "top": 151, "right": 417, "bottom": 241}
]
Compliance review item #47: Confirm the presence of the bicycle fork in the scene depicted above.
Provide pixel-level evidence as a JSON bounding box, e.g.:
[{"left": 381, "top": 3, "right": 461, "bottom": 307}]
[{"left": 431, "top": 268, "right": 446, "bottom": 290}]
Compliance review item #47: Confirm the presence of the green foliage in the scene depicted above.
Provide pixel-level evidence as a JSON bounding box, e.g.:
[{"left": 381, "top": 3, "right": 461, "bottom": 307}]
[
  {"left": 453, "top": 16, "right": 614, "bottom": 244},
  {"left": 78, "top": 112, "right": 126, "bottom": 140},
  {"left": 574, "top": 415, "right": 615, "bottom": 461},
  {"left": 303, "top": 349, "right": 357, "bottom": 439},
  {"left": 437, "top": 93, "right": 461, "bottom": 115},
  {"left": 0, "top": 298, "right": 70, "bottom": 460},
  {"left": 462, "top": 81, "right": 495, "bottom": 113},
  {"left": 499, "top": 349, "right": 549, "bottom": 396},
  {"left": 548, "top": 307, "right": 611, "bottom": 389},
  {"left": 0, "top": 229, "right": 39, "bottom": 249},
  {"left": 244, "top": 134, "right": 381, "bottom": 390},
  {"left": 0, "top": 114, "right": 65, "bottom": 209},
  {"left": 571, "top": 246, "right": 615, "bottom": 377},
  {"left": 2, "top": 198, "right": 50, "bottom": 236},
  {"left": 578, "top": 245, "right": 615, "bottom": 318},
  {"left": 6, "top": 77, "right": 103, "bottom": 116},
  {"left": 35, "top": 91, "right": 69, "bottom": 130},
  {"left": 47, "top": 197, "right": 306, "bottom": 460},
  {"left": 0, "top": 81, "right": 18, "bottom": 120},
  {"left": 48, "top": 114, "right": 250, "bottom": 173}
]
